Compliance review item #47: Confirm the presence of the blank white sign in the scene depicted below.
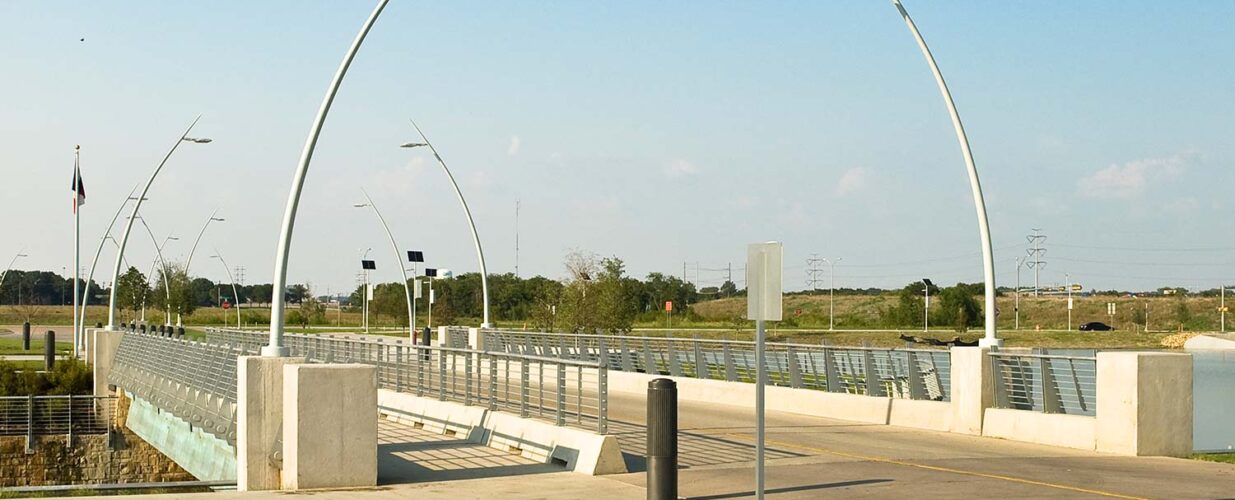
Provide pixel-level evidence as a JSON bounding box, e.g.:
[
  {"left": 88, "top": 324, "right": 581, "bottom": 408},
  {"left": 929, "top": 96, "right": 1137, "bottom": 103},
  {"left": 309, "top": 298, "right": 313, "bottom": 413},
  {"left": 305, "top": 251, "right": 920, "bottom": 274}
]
[{"left": 747, "top": 241, "right": 783, "bottom": 321}]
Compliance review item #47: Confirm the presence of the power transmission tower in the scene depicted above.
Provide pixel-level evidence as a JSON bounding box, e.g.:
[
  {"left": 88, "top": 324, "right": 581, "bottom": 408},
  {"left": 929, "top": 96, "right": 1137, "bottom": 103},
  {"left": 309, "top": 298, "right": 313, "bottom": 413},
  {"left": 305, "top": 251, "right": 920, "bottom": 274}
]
[
  {"left": 234, "top": 266, "right": 246, "bottom": 286},
  {"left": 1025, "top": 229, "right": 1047, "bottom": 296},
  {"left": 805, "top": 254, "right": 827, "bottom": 290}
]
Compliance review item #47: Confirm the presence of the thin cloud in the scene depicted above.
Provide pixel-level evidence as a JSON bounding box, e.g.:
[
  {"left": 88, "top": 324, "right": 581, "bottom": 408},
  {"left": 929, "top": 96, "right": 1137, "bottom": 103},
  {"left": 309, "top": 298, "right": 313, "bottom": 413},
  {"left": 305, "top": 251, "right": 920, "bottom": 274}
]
[
  {"left": 834, "top": 167, "right": 868, "bottom": 196},
  {"left": 507, "top": 135, "right": 521, "bottom": 156},
  {"left": 1077, "top": 153, "right": 1194, "bottom": 199},
  {"left": 664, "top": 159, "right": 700, "bottom": 179}
]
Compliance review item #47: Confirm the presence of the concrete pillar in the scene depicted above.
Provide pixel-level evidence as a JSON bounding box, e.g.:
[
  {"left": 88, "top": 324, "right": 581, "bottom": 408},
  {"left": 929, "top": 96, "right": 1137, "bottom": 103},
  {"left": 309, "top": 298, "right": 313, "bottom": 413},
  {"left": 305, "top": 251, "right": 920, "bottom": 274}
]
[
  {"left": 90, "top": 329, "right": 125, "bottom": 396},
  {"left": 467, "top": 327, "right": 484, "bottom": 351},
  {"left": 1095, "top": 352, "right": 1193, "bottom": 456},
  {"left": 237, "top": 356, "right": 304, "bottom": 491},
  {"left": 281, "top": 363, "right": 378, "bottom": 490},
  {"left": 435, "top": 326, "right": 450, "bottom": 347},
  {"left": 949, "top": 347, "right": 992, "bottom": 435}
]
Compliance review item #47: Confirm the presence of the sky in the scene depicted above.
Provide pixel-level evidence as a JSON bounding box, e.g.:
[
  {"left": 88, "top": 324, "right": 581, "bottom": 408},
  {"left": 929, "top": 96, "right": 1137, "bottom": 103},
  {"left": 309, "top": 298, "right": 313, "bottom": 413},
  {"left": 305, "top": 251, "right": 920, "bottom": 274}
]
[{"left": 1, "top": 1, "right": 1233, "bottom": 295}]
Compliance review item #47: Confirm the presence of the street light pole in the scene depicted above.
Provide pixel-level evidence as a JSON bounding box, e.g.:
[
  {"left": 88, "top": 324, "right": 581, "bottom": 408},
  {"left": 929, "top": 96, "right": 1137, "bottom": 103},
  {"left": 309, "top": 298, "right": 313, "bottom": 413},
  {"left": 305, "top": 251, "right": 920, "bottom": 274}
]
[
  {"left": 106, "top": 117, "right": 210, "bottom": 330},
  {"left": 361, "top": 247, "right": 372, "bottom": 334},
  {"left": 211, "top": 251, "right": 242, "bottom": 329},
  {"left": 355, "top": 189, "right": 415, "bottom": 341},
  {"left": 403, "top": 121, "right": 492, "bottom": 328},
  {"left": 0, "top": 250, "right": 29, "bottom": 294},
  {"left": 923, "top": 278, "right": 931, "bottom": 332},
  {"left": 822, "top": 257, "right": 842, "bottom": 331},
  {"left": 1066, "top": 273, "right": 1072, "bottom": 331},
  {"left": 137, "top": 217, "right": 177, "bottom": 326},
  {"left": 180, "top": 210, "right": 225, "bottom": 327},
  {"left": 267, "top": 0, "right": 389, "bottom": 357},
  {"left": 76, "top": 187, "right": 139, "bottom": 352},
  {"left": 893, "top": 0, "right": 1000, "bottom": 347}
]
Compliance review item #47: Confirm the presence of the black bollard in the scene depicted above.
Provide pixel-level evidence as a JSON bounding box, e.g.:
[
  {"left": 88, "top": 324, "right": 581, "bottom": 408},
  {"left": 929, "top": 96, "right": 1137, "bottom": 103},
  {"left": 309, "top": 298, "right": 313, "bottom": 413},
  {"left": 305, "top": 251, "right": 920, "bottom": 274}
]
[
  {"left": 139, "top": 324, "right": 146, "bottom": 334},
  {"left": 647, "top": 378, "right": 678, "bottom": 500},
  {"left": 176, "top": 326, "right": 185, "bottom": 338},
  {"left": 96, "top": 322, "right": 102, "bottom": 329},
  {"left": 44, "top": 331, "right": 55, "bottom": 371},
  {"left": 22, "top": 322, "right": 31, "bottom": 350},
  {"left": 421, "top": 326, "right": 432, "bottom": 346}
]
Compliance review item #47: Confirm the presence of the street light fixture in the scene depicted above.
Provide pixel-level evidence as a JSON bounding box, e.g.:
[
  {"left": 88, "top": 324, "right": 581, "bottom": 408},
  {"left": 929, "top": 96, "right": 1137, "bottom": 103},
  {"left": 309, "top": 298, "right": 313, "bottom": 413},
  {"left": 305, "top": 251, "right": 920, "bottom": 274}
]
[
  {"left": 0, "top": 250, "right": 29, "bottom": 290},
  {"left": 354, "top": 189, "right": 416, "bottom": 341},
  {"left": 106, "top": 117, "right": 210, "bottom": 331},
  {"left": 401, "top": 124, "right": 492, "bottom": 328}
]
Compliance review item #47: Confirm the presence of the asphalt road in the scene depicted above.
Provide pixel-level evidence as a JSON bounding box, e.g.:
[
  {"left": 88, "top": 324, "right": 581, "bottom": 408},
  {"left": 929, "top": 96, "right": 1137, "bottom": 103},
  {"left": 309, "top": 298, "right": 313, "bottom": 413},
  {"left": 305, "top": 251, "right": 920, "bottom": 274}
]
[{"left": 600, "top": 389, "right": 1235, "bottom": 499}]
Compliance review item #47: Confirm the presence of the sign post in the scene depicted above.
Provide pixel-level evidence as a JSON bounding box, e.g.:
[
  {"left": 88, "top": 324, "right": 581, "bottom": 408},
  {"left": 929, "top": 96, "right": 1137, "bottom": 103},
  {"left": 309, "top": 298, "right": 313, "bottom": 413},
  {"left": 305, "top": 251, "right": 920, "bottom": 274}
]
[
  {"left": 665, "top": 301, "right": 673, "bottom": 329},
  {"left": 746, "top": 242, "right": 782, "bottom": 500}
]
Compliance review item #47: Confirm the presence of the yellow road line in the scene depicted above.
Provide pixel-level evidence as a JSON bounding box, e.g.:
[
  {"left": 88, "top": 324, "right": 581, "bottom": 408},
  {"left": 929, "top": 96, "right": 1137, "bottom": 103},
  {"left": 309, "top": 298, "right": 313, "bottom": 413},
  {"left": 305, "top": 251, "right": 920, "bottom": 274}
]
[{"left": 725, "top": 433, "right": 1147, "bottom": 500}]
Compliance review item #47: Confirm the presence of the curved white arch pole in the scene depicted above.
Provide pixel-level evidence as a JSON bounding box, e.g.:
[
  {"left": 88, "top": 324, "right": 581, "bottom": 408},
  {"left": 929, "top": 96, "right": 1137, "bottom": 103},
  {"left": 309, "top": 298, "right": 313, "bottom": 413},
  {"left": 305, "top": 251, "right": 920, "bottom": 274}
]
[
  {"left": 266, "top": 0, "right": 390, "bottom": 357},
  {"left": 357, "top": 189, "right": 416, "bottom": 340},
  {"left": 77, "top": 185, "right": 138, "bottom": 347},
  {"left": 892, "top": 0, "right": 1000, "bottom": 347},
  {"left": 407, "top": 121, "right": 492, "bottom": 328},
  {"left": 106, "top": 116, "right": 203, "bottom": 330}
]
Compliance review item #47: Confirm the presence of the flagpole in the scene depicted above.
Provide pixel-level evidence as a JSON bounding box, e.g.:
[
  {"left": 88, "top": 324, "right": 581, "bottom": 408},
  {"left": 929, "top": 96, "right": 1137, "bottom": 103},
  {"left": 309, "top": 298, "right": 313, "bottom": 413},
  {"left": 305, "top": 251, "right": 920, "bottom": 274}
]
[{"left": 73, "top": 145, "right": 81, "bottom": 358}]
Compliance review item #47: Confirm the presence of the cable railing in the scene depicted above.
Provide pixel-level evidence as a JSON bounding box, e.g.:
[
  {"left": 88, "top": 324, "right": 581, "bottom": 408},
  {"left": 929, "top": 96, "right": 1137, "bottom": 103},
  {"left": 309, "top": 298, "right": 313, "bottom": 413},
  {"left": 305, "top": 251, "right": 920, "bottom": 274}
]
[
  {"left": 0, "top": 395, "right": 116, "bottom": 452},
  {"left": 205, "top": 328, "right": 608, "bottom": 434},
  {"left": 481, "top": 330, "right": 951, "bottom": 401},
  {"left": 989, "top": 351, "right": 1097, "bottom": 416},
  {"left": 107, "top": 331, "right": 243, "bottom": 445}
]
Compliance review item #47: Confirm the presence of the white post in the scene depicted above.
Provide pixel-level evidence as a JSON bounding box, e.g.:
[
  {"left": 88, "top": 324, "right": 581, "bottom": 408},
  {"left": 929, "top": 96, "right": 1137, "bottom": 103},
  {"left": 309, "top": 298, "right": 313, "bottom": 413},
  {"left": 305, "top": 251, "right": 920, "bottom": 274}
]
[
  {"left": 73, "top": 146, "right": 81, "bottom": 356},
  {"left": 1067, "top": 273, "right": 1073, "bottom": 331},
  {"left": 746, "top": 242, "right": 782, "bottom": 500},
  {"left": 1014, "top": 258, "right": 1021, "bottom": 330},
  {"left": 893, "top": 0, "right": 1000, "bottom": 347},
  {"left": 407, "top": 122, "right": 491, "bottom": 328},
  {"left": 267, "top": 0, "right": 390, "bottom": 357},
  {"left": 106, "top": 117, "right": 203, "bottom": 330},
  {"left": 181, "top": 209, "right": 223, "bottom": 327},
  {"left": 923, "top": 281, "right": 930, "bottom": 332},
  {"left": 755, "top": 318, "right": 765, "bottom": 499}
]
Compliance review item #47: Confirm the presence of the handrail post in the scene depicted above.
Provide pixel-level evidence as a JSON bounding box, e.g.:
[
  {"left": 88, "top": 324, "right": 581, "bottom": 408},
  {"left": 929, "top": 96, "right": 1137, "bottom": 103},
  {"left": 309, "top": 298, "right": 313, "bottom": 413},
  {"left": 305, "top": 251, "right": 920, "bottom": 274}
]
[
  {"left": 555, "top": 362, "right": 566, "bottom": 426},
  {"left": 520, "top": 358, "right": 530, "bottom": 418},
  {"left": 598, "top": 365, "right": 608, "bottom": 434},
  {"left": 823, "top": 348, "right": 842, "bottom": 393},
  {"left": 1040, "top": 357, "right": 1062, "bottom": 413},
  {"left": 786, "top": 346, "right": 803, "bottom": 389},
  {"left": 488, "top": 353, "right": 498, "bottom": 411},
  {"left": 26, "top": 394, "right": 35, "bottom": 454}
]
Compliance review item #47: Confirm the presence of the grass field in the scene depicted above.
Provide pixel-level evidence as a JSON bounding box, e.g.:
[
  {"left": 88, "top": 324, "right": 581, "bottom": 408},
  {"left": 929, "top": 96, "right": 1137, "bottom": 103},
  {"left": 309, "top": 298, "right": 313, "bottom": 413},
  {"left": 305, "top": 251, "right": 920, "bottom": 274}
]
[
  {"left": 1192, "top": 453, "right": 1235, "bottom": 464},
  {"left": 0, "top": 337, "right": 72, "bottom": 356}
]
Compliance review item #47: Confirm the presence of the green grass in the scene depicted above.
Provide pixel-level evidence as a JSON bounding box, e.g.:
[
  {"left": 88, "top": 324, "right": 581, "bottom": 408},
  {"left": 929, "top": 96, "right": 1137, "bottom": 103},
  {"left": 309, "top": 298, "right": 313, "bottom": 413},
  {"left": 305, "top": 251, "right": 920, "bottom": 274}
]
[
  {"left": 1191, "top": 453, "right": 1235, "bottom": 464},
  {"left": 0, "top": 360, "right": 48, "bottom": 370},
  {"left": 0, "top": 337, "right": 72, "bottom": 356}
]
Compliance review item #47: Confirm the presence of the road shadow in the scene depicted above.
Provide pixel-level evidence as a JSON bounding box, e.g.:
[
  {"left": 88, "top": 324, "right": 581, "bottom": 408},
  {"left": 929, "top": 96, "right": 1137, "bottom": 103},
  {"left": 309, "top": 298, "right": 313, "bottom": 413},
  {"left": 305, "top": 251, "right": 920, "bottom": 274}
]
[
  {"left": 377, "top": 418, "right": 566, "bottom": 485},
  {"left": 685, "top": 479, "right": 893, "bottom": 499}
]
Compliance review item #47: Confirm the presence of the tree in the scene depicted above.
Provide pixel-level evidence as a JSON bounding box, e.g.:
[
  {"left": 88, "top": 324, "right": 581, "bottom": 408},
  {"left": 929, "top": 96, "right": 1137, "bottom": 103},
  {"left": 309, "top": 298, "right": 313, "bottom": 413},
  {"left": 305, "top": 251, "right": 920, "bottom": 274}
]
[
  {"left": 151, "top": 263, "right": 198, "bottom": 319},
  {"left": 114, "top": 266, "right": 149, "bottom": 321},
  {"left": 719, "top": 280, "right": 738, "bottom": 297},
  {"left": 935, "top": 284, "right": 982, "bottom": 332},
  {"left": 286, "top": 284, "right": 310, "bottom": 304}
]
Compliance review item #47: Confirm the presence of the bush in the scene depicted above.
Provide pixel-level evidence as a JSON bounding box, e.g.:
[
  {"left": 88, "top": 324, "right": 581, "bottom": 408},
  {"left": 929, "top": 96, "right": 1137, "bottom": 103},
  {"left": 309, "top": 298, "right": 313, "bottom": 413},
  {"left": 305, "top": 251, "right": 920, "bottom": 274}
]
[{"left": 0, "top": 358, "right": 92, "bottom": 396}]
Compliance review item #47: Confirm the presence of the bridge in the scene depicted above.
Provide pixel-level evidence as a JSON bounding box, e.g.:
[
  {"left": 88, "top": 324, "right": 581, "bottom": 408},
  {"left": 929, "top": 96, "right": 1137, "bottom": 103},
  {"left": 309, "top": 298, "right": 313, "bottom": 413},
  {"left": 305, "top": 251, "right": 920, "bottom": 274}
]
[{"left": 48, "top": 325, "right": 1232, "bottom": 497}]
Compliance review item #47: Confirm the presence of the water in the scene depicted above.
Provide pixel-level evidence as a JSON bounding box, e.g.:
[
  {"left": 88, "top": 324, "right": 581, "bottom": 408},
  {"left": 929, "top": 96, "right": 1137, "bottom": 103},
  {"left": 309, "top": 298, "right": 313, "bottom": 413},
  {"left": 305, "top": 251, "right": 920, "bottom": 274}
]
[{"left": 1192, "top": 349, "right": 1235, "bottom": 452}]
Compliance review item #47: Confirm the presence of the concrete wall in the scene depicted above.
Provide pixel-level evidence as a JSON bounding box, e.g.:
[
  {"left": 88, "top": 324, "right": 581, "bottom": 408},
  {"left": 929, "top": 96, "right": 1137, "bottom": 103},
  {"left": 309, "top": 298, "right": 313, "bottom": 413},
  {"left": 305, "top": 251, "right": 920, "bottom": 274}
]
[
  {"left": 236, "top": 356, "right": 303, "bottom": 491},
  {"left": 281, "top": 363, "right": 378, "bottom": 490},
  {"left": 949, "top": 347, "right": 992, "bottom": 435},
  {"left": 378, "top": 389, "right": 627, "bottom": 476},
  {"left": 89, "top": 328, "right": 124, "bottom": 396},
  {"left": 604, "top": 367, "right": 960, "bottom": 430},
  {"left": 982, "top": 408, "right": 1097, "bottom": 451},
  {"left": 1095, "top": 352, "right": 1193, "bottom": 456}
]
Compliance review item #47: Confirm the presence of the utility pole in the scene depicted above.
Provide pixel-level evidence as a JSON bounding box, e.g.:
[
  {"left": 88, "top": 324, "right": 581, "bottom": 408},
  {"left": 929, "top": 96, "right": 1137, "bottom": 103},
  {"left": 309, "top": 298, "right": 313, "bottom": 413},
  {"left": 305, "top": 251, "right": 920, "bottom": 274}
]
[
  {"left": 805, "top": 254, "right": 826, "bottom": 290},
  {"left": 1026, "top": 229, "right": 1046, "bottom": 297}
]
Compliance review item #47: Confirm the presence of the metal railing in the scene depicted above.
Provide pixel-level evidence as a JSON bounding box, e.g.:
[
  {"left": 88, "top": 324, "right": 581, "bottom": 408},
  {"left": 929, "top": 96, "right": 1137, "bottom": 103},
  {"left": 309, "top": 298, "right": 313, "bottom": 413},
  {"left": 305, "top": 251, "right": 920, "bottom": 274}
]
[
  {"left": 108, "top": 332, "right": 243, "bottom": 444},
  {"left": 990, "top": 351, "right": 1097, "bottom": 416},
  {"left": 0, "top": 395, "right": 115, "bottom": 451},
  {"left": 482, "top": 330, "right": 951, "bottom": 401},
  {"left": 205, "top": 328, "right": 608, "bottom": 434}
]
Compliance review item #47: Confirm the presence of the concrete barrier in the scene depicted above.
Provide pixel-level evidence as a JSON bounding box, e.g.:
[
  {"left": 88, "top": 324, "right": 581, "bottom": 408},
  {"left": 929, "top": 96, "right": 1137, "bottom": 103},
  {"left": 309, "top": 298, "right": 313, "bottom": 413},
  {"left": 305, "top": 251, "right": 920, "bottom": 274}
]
[
  {"left": 282, "top": 363, "right": 378, "bottom": 490},
  {"left": 1184, "top": 334, "right": 1235, "bottom": 350},
  {"left": 377, "top": 389, "right": 626, "bottom": 476},
  {"left": 1095, "top": 352, "right": 1193, "bottom": 456},
  {"left": 89, "top": 329, "right": 124, "bottom": 396},
  {"left": 981, "top": 408, "right": 1097, "bottom": 451},
  {"left": 237, "top": 356, "right": 304, "bottom": 491}
]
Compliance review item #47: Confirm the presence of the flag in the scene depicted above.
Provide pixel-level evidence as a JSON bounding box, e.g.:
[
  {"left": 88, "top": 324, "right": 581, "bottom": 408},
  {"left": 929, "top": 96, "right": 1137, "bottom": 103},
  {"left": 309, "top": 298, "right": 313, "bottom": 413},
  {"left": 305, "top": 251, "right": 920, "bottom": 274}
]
[{"left": 71, "top": 165, "right": 86, "bottom": 211}]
